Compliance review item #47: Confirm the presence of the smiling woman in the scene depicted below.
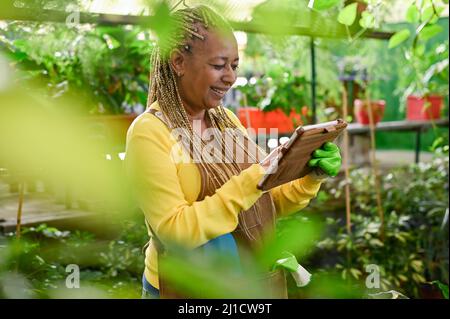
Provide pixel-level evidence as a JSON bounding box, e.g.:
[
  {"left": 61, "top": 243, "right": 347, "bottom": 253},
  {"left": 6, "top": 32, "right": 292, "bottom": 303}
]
[{"left": 124, "top": 4, "right": 334, "bottom": 299}]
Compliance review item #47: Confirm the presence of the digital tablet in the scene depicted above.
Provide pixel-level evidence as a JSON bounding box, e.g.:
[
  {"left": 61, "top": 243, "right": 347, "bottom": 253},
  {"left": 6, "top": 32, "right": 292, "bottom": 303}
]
[{"left": 257, "top": 119, "right": 348, "bottom": 191}]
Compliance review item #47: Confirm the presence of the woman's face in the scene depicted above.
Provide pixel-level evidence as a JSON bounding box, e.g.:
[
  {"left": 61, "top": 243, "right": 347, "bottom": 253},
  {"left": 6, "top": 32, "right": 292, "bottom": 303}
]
[{"left": 171, "top": 27, "right": 239, "bottom": 115}]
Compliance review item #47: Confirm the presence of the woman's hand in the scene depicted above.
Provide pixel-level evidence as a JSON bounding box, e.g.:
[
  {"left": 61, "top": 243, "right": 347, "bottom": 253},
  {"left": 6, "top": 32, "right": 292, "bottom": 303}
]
[
  {"left": 307, "top": 142, "right": 342, "bottom": 177},
  {"left": 260, "top": 145, "right": 282, "bottom": 172}
]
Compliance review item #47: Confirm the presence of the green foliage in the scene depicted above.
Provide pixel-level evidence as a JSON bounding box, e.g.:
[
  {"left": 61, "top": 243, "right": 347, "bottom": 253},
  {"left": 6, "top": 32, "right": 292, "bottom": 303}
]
[
  {"left": 0, "top": 22, "right": 154, "bottom": 114},
  {"left": 260, "top": 71, "right": 311, "bottom": 115},
  {"left": 158, "top": 248, "right": 268, "bottom": 298},
  {"left": 260, "top": 215, "right": 323, "bottom": 269},
  {"left": 313, "top": 0, "right": 392, "bottom": 42},
  {"left": 235, "top": 76, "right": 272, "bottom": 108},
  {"left": 235, "top": 64, "right": 311, "bottom": 116},
  {"left": 388, "top": 29, "right": 411, "bottom": 49},
  {"left": 3, "top": 0, "right": 79, "bottom": 10},
  {"left": 308, "top": 153, "right": 449, "bottom": 298},
  {"left": 237, "top": 34, "right": 342, "bottom": 122},
  {"left": 431, "top": 280, "right": 449, "bottom": 299},
  {"left": 0, "top": 219, "right": 148, "bottom": 298},
  {"left": 389, "top": 0, "right": 446, "bottom": 49},
  {"left": 359, "top": 10, "right": 376, "bottom": 29},
  {"left": 338, "top": 3, "right": 358, "bottom": 26},
  {"left": 388, "top": 0, "right": 448, "bottom": 100},
  {"left": 98, "top": 221, "right": 147, "bottom": 279},
  {"left": 306, "top": 0, "right": 448, "bottom": 117},
  {"left": 396, "top": 40, "right": 449, "bottom": 107},
  {"left": 310, "top": 0, "right": 341, "bottom": 11}
]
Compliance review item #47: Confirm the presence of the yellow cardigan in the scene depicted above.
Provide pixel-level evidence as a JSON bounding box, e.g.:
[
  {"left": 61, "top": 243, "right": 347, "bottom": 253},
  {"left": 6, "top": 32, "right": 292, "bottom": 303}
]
[{"left": 124, "top": 101, "right": 323, "bottom": 289}]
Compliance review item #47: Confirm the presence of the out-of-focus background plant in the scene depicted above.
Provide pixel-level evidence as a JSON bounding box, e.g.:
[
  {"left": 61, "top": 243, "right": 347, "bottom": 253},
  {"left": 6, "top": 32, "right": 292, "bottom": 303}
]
[
  {"left": 386, "top": 0, "right": 449, "bottom": 121},
  {"left": 0, "top": 22, "right": 153, "bottom": 115},
  {"left": 294, "top": 146, "right": 449, "bottom": 299}
]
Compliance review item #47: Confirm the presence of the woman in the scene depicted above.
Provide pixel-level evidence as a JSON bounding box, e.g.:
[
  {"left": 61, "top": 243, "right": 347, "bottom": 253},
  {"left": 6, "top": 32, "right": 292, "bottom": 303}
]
[{"left": 125, "top": 5, "right": 341, "bottom": 299}]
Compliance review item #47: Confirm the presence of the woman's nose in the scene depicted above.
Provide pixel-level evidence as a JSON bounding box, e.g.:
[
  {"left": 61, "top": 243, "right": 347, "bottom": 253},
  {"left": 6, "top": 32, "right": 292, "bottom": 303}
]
[{"left": 222, "top": 65, "right": 236, "bottom": 86}]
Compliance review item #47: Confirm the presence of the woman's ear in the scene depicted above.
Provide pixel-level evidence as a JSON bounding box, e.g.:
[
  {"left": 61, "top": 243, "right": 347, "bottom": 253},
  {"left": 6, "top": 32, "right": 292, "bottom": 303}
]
[{"left": 169, "top": 49, "right": 185, "bottom": 77}]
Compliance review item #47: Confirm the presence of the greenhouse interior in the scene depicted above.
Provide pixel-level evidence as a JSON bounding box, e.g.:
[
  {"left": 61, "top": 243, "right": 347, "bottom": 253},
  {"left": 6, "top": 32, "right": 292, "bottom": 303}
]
[{"left": 0, "top": 0, "right": 449, "bottom": 300}]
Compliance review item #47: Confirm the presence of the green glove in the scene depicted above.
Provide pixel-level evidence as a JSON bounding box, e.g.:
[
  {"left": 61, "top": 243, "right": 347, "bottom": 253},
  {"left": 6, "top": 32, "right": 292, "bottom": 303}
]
[{"left": 308, "top": 142, "right": 342, "bottom": 177}]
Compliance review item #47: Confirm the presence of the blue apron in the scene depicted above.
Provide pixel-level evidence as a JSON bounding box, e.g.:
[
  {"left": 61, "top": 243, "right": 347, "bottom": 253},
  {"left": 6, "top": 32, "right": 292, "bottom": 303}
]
[{"left": 141, "top": 233, "right": 240, "bottom": 298}]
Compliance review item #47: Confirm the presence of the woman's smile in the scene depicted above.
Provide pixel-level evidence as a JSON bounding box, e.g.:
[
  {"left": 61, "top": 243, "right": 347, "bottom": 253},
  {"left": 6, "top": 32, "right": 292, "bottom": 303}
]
[{"left": 210, "top": 86, "right": 228, "bottom": 99}]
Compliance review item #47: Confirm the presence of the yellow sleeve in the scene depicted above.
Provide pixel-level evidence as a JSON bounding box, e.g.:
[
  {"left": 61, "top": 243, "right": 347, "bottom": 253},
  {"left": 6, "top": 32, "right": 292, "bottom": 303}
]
[
  {"left": 268, "top": 175, "right": 322, "bottom": 217},
  {"left": 124, "top": 114, "right": 266, "bottom": 249},
  {"left": 223, "top": 107, "right": 323, "bottom": 217}
]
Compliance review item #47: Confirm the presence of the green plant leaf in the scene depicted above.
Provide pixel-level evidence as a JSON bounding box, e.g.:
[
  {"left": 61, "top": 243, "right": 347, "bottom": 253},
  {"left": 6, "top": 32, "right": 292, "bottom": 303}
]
[
  {"left": 421, "top": 6, "right": 434, "bottom": 22},
  {"left": 429, "top": 6, "right": 445, "bottom": 24},
  {"left": 369, "top": 238, "right": 384, "bottom": 247},
  {"left": 310, "top": 0, "right": 341, "bottom": 11},
  {"left": 9, "top": 50, "right": 28, "bottom": 62},
  {"left": 431, "top": 281, "right": 449, "bottom": 299},
  {"left": 414, "top": 43, "right": 426, "bottom": 56},
  {"left": 349, "top": 268, "right": 362, "bottom": 279},
  {"left": 102, "top": 34, "right": 121, "bottom": 50},
  {"left": 419, "top": 25, "right": 444, "bottom": 41},
  {"left": 410, "top": 260, "right": 423, "bottom": 272},
  {"left": 338, "top": 3, "right": 358, "bottom": 26},
  {"left": 412, "top": 273, "right": 426, "bottom": 283},
  {"left": 406, "top": 4, "right": 420, "bottom": 23},
  {"left": 430, "top": 137, "right": 445, "bottom": 151},
  {"left": 388, "top": 29, "right": 411, "bottom": 49},
  {"left": 359, "top": 11, "right": 375, "bottom": 29},
  {"left": 151, "top": 1, "right": 176, "bottom": 51}
]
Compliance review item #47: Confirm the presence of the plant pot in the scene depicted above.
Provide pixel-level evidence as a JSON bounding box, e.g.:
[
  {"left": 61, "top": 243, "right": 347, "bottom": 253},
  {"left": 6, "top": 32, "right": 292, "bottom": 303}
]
[
  {"left": 354, "top": 99, "right": 386, "bottom": 125},
  {"left": 238, "top": 107, "right": 303, "bottom": 134},
  {"left": 406, "top": 95, "right": 443, "bottom": 121},
  {"left": 419, "top": 283, "right": 446, "bottom": 299},
  {"left": 238, "top": 107, "right": 265, "bottom": 130}
]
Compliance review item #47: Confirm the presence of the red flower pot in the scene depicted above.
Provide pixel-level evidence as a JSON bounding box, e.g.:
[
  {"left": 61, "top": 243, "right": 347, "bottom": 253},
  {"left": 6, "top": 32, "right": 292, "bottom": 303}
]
[
  {"left": 238, "top": 107, "right": 264, "bottom": 129},
  {"left": 406, "top": 95, "right": 443, "bottom": 121},
  {"left": 238, "top": 107, "right": 303, "bottom": 134},
  {"left": 354, "top": 99, "right": 386, "bottom": 125}
]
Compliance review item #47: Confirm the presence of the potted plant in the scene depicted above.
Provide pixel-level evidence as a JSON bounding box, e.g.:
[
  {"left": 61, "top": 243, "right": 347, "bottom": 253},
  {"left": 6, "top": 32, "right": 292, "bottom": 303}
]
[
  {"left": 235, "top": 77, "right": 272, "bottom": 131},
  {"left": 338, "top": 56, "right": 366, "bottom": 122},
  {"left": 388, "top": 0, "right": 448, "bottom": 121},
  {"left": 403, "top": 41, "right": 448, "bottom": 120},
  {"left": 354, "top": 99, "right": 386, "bottom": 125},
  {"left": 338, "top": 56, "right": 387, "bottom": 124},
  {"left": 260, "top": 70, "right": 311, "bottom": 129},
  {"left": 235, "top": 70, "right": 310, "bottom": 133}
]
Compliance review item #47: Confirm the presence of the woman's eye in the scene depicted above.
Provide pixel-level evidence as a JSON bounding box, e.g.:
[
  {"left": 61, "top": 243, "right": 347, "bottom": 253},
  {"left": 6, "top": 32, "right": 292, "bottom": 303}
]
[{"left": 211, "top": 64, "right": 239, "bottom": 71}]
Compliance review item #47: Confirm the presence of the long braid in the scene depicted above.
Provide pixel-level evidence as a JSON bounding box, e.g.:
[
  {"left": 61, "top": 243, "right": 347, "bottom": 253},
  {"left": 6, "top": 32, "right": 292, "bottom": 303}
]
[{"left": 147, "top": 5, "right": 266, "bottom": 240}]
